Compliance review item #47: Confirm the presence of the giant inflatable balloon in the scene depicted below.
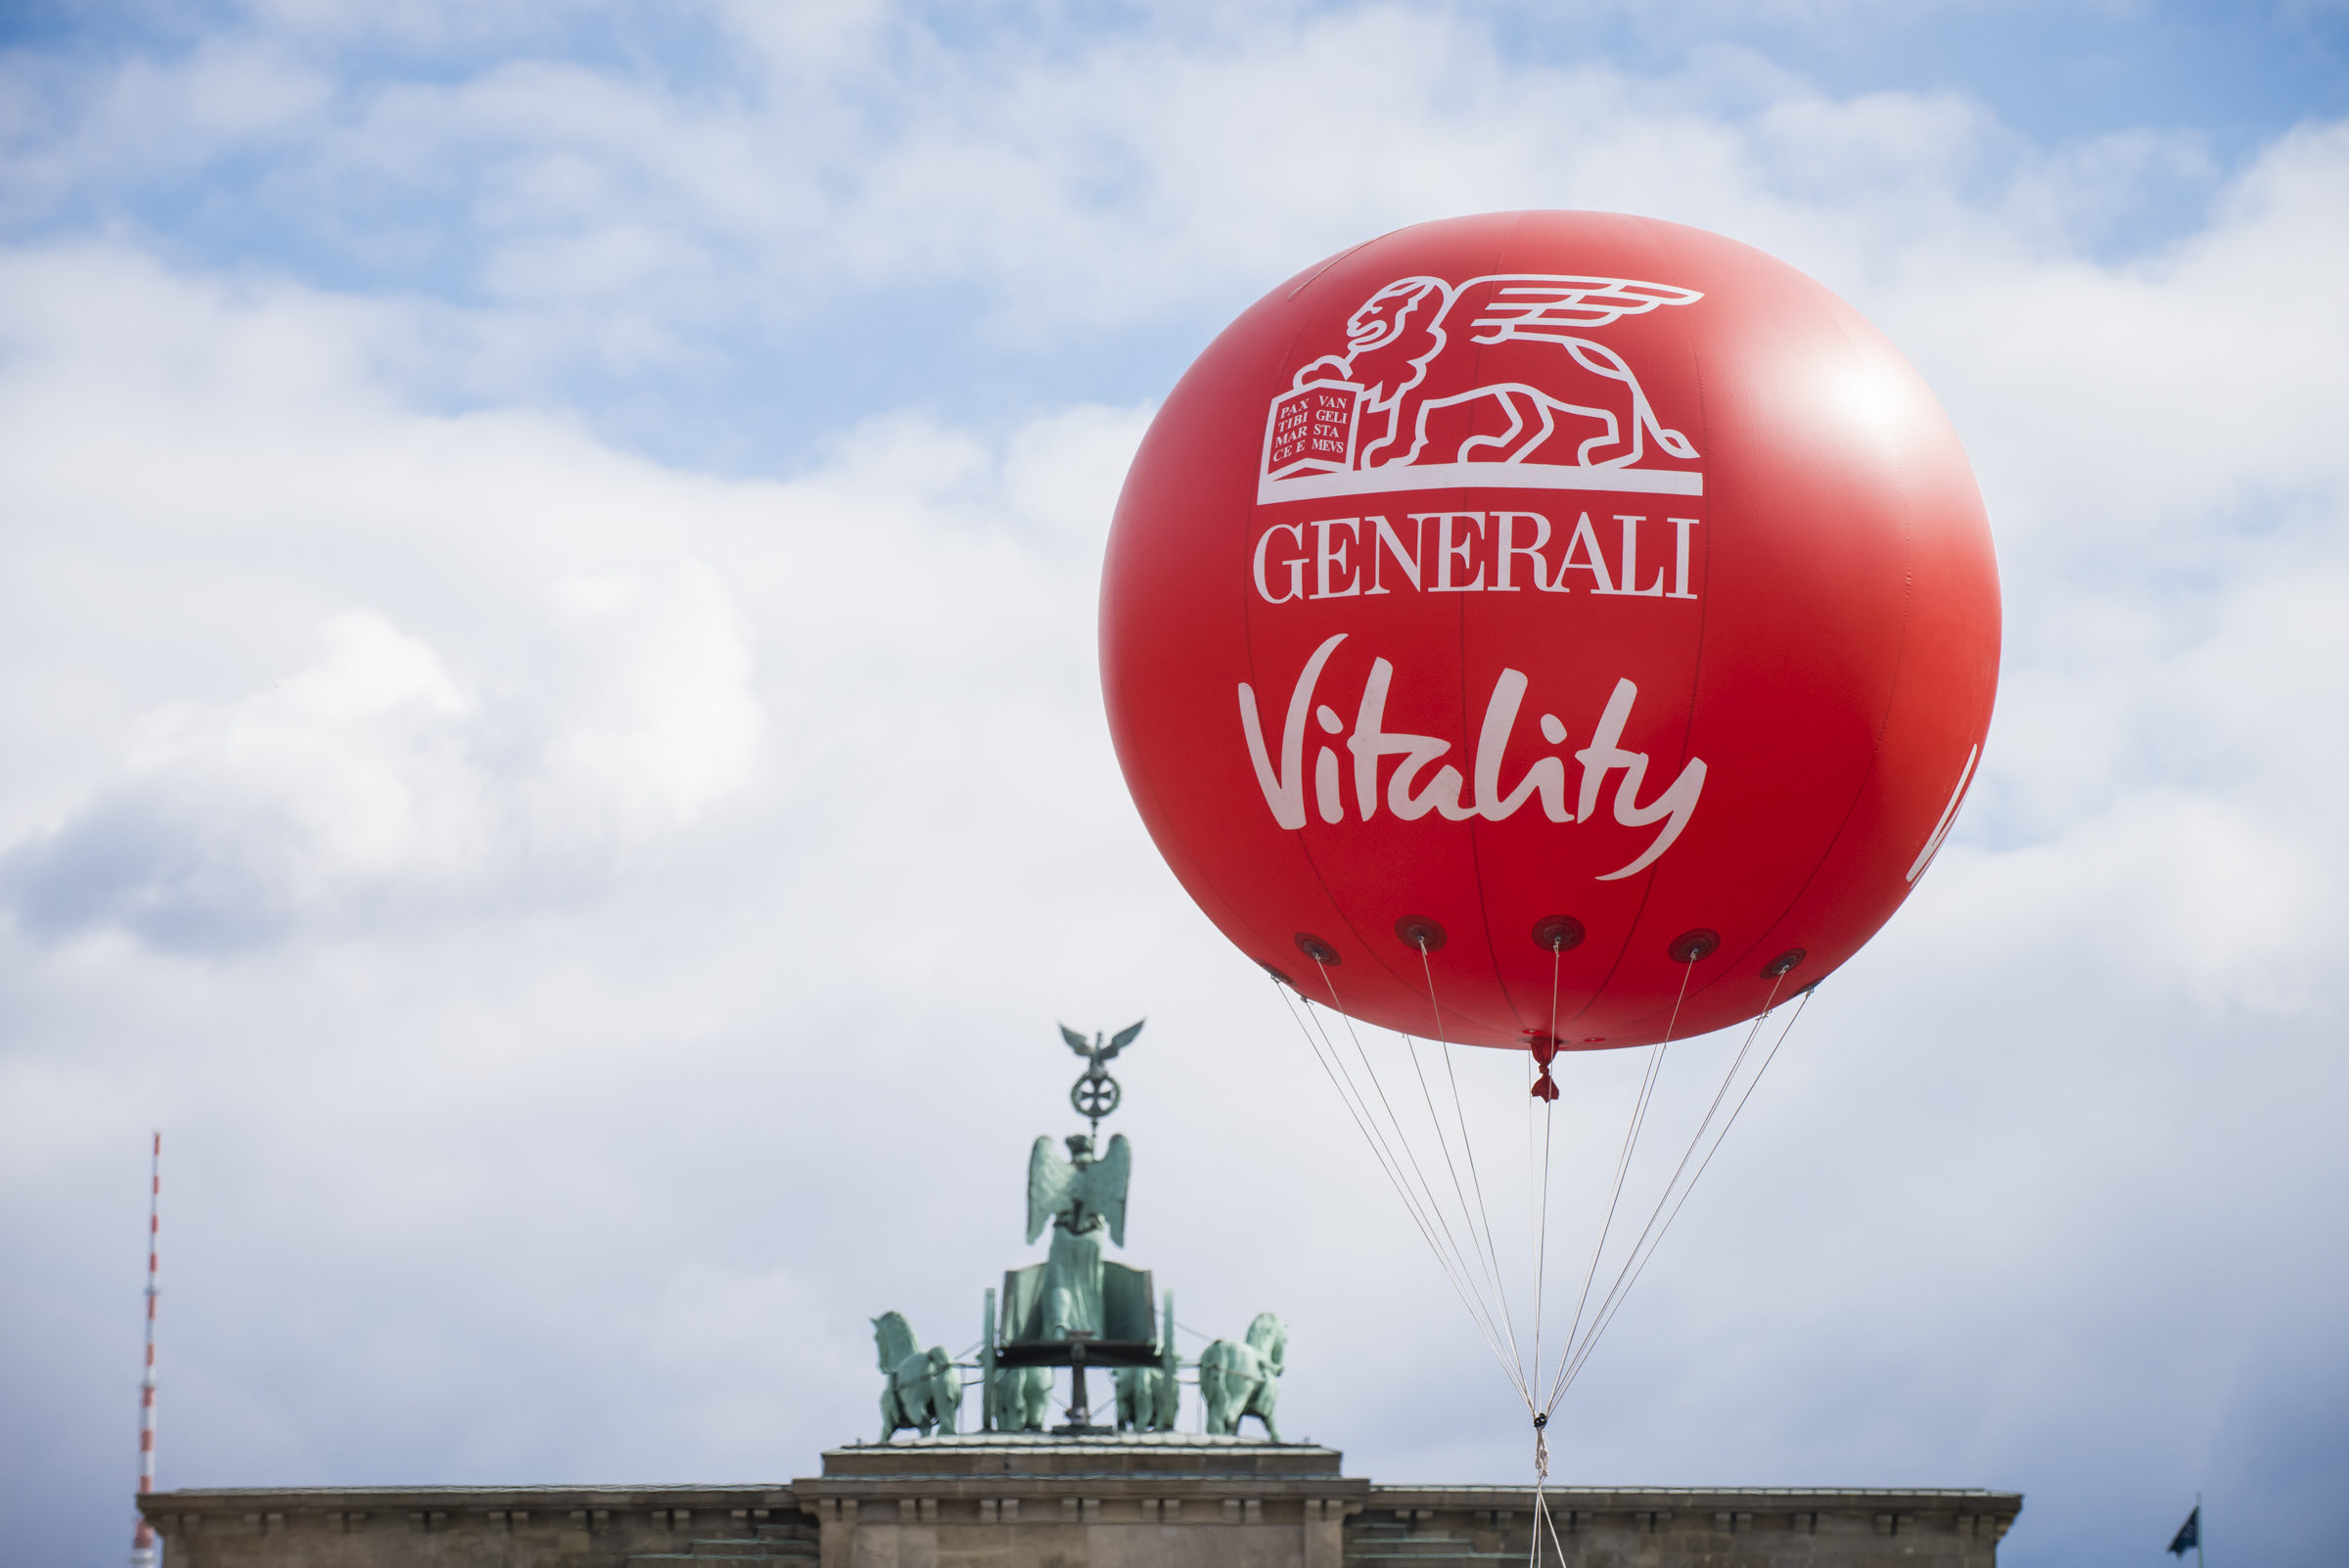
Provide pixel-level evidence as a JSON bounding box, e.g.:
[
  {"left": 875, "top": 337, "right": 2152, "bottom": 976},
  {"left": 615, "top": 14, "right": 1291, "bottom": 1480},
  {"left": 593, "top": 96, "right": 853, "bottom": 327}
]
[{"left": 1100, "top": 211, "right": 2000, "bottom": 1051}]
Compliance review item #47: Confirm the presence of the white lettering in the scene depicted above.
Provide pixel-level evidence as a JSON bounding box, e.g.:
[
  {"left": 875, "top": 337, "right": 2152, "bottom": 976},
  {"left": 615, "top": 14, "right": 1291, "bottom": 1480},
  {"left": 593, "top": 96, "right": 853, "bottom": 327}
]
[
  {"left": 1605, "top": 757, "right": 1706, "bottom": 879},
  {"left": 1425, "top": 512, "right": 1487, "bottom": 592},
  {"left": 1393, "top": 748, "right": 1472, "bottom": 819},
  {"left": 1315, "top": 745, "right": 1345, "bottom": 823},
  {"left": 1574, "top": 679, "right": 1638, "bottom": 822},
  {"left": 1474, "top": 669, "right": 1569, "bottom": 821},
  {"left": 1253, "top": 524, "right": 1308, "bottom": 605},
  {"left": 1597, "top": 515, "right": 1664, "bottom": 596},
  {"left": 1237, "top": 632, "right": 1345, "bottom": 829},
  {"left": 1312, "top": 517, "right": 1360, "bottom": 599},
  {"left": 1554, "top": 512, "right": 1614, "bottom": 593},
  {"left": 1575, "top": 678, "right": 1707, "bottom": 879},
  {"left": 1904, "top": 743, "right": 1979, "bottom": 883},
  {"left": 1237, "top": 652, "right": 1704, "bottom": 875},
  {"left": 1668, "top": 517, "right": 1701, "bottom": 599},
  {"left": 1346, "top": 659, "right": 1472, "bottom": 821},
  {"left": 1257, "top": 514, "right": 1698, "bottom": 607},
  {"left": 1363, "top": 515, "right": 1424, "bottom": 594},
  {"left": 1493, "top": 512, "right": 1557, "bottom": 593}
]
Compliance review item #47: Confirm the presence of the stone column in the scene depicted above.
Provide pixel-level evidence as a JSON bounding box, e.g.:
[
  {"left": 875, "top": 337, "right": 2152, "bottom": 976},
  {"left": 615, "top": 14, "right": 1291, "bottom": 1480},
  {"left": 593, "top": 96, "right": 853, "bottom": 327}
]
[
  {"left": 1303, "top": 1498, "right": 1351, "bottom": 1568},
  {"left": 815, "top": 1498, "right": 857, "bottom": 1568}
]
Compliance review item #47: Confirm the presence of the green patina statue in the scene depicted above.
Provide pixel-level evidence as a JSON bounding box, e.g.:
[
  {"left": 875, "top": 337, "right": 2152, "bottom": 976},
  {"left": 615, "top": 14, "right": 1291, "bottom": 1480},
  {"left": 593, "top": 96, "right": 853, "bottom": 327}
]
[
  {"left": 1026, "top": 1131, "right": 1129, "bottom": 1339},
  {"left": 1060, "top": 1019, "right": 1143, "bottom": 1130},
  {"left": 1200, "top": 1313, "right": 1287, "bottom": 1441},
  {"left": 877, "top": 1018, "right": 1290, "bottom": 1440},
  {"left": 1115, "top": 1363, "right": 1179, "bottom": 1431},
  {"left": 990, "top": 1362, "right": 1052, "bottom": 1432},
  {"left": 872, "top": 1311, "right": 960, "bottom": 1441}
]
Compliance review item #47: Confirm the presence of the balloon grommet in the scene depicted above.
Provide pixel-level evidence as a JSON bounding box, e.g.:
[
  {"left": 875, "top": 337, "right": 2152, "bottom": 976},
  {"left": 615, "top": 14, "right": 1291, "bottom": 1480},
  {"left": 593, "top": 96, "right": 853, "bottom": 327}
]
[
  {"left": 1531, "top": 915, "right": 1586, "bottom": 953},
  {"left": 1262, "top": 962, "right": 1298, "bottom": 989},
  {"left": 1668, "top": 929, "right": 1721, "bottom": 963},
  {"left": 1761, "top": 947, "right": 1807, "bottom": 979},
  {"left": 1395, "top": 915, "right": 1448, "bottom": 952},
  {"left": 1294, "top": 932, "right": 1342, "bottom": 965}
]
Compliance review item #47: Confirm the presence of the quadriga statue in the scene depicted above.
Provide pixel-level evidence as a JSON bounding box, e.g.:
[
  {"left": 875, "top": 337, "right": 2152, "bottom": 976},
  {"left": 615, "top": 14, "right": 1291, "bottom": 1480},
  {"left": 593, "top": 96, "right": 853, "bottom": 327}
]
[
  {"left": 1115, "top": 1363, "right": 1179, "bottom": 1433},
  {"left": 1200, "top": 1313, "right": 1285, "bottom": 1441},
  {"left": 990, "top": 1364, "right": 1051, "bottom": 1433},
  {"left": 872, "top": 1312, "right": 960, "bottom": 1441}
]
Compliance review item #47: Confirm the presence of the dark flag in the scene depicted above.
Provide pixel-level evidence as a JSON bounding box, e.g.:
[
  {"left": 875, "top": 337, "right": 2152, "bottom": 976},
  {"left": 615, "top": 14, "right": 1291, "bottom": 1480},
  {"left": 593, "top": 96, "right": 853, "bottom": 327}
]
[{"left": 2168, "top": 1505, "right": 2201, "bottom": 1557}]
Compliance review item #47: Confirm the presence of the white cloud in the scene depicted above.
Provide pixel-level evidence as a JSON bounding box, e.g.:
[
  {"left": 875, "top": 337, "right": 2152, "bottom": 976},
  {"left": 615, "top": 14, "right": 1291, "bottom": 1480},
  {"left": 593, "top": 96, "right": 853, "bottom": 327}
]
[
  {"left": 533, "top": 563, "right": 762, "bottom": 841},
  {"left": 0, "top": 0, "right": 2239, "bottom": 412},
  {"left": 0, "top": 559, "right": 763, "bottom": 950},
  {"left": 0, "top": 37, "right": 333, "bottom": 218},
  {"left": 0, "top": 246, "right": 1147, "bottom": 960},
  {"left": 4, "top": 609, "right": 486, "bottom": 947},
  {"left": 0, "top": 6, "right": 2345, "bottom": 1567}
]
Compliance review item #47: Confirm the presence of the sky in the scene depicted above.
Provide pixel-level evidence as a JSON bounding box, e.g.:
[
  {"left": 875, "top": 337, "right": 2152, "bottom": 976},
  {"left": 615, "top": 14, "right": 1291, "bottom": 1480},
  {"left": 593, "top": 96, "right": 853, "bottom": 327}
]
[{"left": 1, "top": 2, "right": 2345, "bottom": 1565}]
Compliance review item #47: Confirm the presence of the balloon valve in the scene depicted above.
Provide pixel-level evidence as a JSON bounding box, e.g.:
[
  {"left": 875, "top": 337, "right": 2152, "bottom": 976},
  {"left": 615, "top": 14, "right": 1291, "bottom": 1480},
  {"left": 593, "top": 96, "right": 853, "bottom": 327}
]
[{"left": 1527, "top": 1034, "right": 1561, "bottom": 1101}]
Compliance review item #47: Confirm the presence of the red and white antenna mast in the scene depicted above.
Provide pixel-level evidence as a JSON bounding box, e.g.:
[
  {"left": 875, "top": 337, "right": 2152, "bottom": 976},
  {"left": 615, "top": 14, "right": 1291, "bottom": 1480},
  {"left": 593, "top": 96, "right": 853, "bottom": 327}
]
[{"left": 130, "top": 1132, "right": 161, "bottom": 1568}]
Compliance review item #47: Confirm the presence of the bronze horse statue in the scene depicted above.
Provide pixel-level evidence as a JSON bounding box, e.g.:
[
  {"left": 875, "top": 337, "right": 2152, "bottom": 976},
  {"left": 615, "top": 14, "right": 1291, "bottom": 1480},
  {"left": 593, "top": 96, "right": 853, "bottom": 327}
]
[
  {"left": 1200, "top": 1313, "right": 1286, "bottom": 1441},
  {"left": 872, "top": 1311, "right": 960, "bottom": 1440}
]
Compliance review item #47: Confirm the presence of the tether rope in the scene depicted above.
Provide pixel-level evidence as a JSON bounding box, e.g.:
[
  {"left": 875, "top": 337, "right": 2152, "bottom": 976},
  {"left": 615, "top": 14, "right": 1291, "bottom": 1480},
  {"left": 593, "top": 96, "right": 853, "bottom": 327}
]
[
  {"left": 1536, "top": 1488, "right": 1575, "bottom": 1568},
  {"left": 1316, "top": 969, "right": 1528, "bottom": 1389},
  {"left": 1526, "top": 939, "right": 1563, "bottom": 1509},
  {"left": 1405, "top": 1030, "right": 1520, "bottom": 1361},
  {"left": 1546, "top": 987, "right": 1816, "bottom": 1409},
  {"left": 1441, "top": 1028, "right": 1519, "bottom": 1365},
  {"left": 1411, "top": 938, "right": 1532, "bottom": 1407},
  {"left": 1268, "top": 976, "right": 1484, "bottom": 1325},
  {"left": 1272, "top": 975, "right": 1437, "bottom": 1243},
  {"left": 1549, "top": 983, "right": 1798, "bottom": 1407},
  {"left": 1532, "top": 942, "right": 1562, "bottom": 1418},
  {"left": 1271, "top": 969, "right": 1529, "bottom": 1392},
  {"left": 1553, "top": 958, "right": 1689, "bottom": 1396},
  {"left": 1277, "top": 977, "right": 1489, "bottom": 1318},
  {"left": 1545, "top": 971, "right": 1787, "bottom": 1407},
  {"left": 1278, "top": 977, "right": 1515, "bottom": 1372},
  {"left": 1543, "top": 962, "right": 1754, "bottom": 1412},
  {"left": 1273, "top": 935, "right": 1822, "bottom": 1568}
]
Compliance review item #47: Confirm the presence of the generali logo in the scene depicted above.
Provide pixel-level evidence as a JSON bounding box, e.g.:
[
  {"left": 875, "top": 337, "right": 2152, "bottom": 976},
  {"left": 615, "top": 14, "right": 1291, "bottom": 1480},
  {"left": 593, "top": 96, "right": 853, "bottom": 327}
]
[
  {"left": 1240, "top": 273, "right": 1717, "bottom": 871},
  {"left": 1260, "top": 273, "right": 1703, "bottom": 505},
  {"left": 1236, "top": 272, "right": 1977, "bottom": 884}
]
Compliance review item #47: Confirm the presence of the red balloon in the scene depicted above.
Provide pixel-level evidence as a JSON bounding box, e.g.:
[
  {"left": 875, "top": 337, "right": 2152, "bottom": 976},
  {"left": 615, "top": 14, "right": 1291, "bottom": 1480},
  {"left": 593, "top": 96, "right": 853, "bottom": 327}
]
[{"left": 1101, "top": 211, "right": 2000, "bottom": 1050}]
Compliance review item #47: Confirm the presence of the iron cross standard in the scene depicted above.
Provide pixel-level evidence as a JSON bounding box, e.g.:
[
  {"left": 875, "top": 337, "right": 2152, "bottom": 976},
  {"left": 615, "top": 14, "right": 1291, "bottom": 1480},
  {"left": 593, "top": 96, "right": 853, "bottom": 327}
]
[{"left": 1059, "top": 1020, "right": 1143, "bottom": 1131}]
